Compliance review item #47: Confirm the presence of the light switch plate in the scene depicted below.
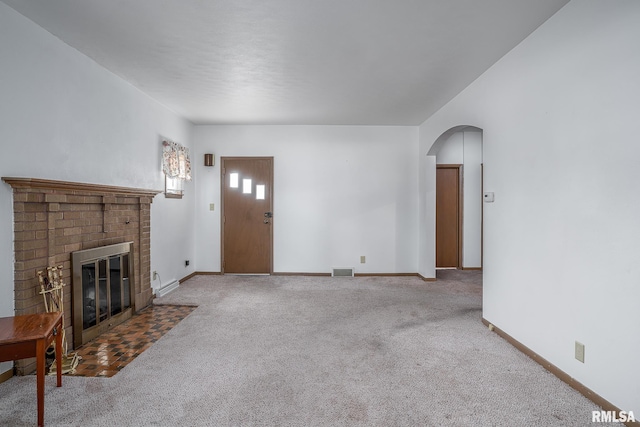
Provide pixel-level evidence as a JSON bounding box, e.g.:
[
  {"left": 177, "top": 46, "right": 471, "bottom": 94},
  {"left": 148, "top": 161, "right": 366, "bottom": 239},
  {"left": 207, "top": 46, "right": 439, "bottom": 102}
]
[
  {"left": 209, "top": 203, "right": 215, "bottom": 211},
  {"left": 483, "top": 192, "right": 495, "bottom": 203}
]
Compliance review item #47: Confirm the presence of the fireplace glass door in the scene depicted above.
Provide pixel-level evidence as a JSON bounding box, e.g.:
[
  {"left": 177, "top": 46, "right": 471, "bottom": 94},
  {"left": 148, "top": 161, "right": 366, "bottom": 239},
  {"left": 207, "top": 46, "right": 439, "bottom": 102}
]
[{"left": 73, "top": 242, "right": 135, "bottom": 348}]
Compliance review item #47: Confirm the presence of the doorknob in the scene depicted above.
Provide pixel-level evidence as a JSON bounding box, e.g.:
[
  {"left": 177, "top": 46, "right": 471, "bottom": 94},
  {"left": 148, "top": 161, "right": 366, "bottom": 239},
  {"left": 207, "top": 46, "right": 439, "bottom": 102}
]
[{"left": 264, "top": 212, "right": 273, "bottom": 218}]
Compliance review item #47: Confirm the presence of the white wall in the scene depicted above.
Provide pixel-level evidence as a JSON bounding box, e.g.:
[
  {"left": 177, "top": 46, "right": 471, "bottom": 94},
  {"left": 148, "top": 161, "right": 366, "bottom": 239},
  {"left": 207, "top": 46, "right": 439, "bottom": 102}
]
[
  {"left": 433, "top": 130, "right": 483, "bottom": 268},
  {"left": 419, "top": 0, "right": 640, "bottom": 413},
  {"left": 417, "top": 154, "right": 436, "bottom": 278},
  {"left": 461, "top": 131, "right": 482, "bottom": 268},
  {"left": 194, "top": 125, "right": 419, "bottom": 274},
  {"left": 0, "top": 3, "right": 196, "bottom": 374}
]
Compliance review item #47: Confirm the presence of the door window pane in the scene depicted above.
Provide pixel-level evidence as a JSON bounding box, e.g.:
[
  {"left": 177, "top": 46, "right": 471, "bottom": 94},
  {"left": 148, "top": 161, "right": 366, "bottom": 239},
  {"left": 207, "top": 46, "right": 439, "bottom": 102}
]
[
  {"left": 243, "top": 179, "right": 252, "bottom": 194},
  {"left": 256, "top": 185, "right": 265, "bottom": 200},
  {"left": 230, "top": 173, "right": 239, "bottom": 188}
]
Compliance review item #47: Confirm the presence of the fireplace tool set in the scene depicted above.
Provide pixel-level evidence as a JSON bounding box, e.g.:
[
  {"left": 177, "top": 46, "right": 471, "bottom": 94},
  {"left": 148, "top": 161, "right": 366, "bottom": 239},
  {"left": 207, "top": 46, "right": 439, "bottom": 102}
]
[{"left": 37, "top": 266, "right": 80, "bottom": 375}]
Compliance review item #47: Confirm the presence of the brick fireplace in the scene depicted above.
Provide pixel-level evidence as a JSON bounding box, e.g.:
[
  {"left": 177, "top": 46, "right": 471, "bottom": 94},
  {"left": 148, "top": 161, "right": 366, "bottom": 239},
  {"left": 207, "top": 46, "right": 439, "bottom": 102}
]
[{"left": 2, "top": 177, "right": 161, "bottom": 375}]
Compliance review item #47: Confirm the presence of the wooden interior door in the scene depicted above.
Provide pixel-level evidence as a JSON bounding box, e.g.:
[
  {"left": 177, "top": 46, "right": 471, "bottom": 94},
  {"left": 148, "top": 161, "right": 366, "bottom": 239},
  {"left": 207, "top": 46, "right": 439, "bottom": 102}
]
[
  {"left": 436, "top": 165, "right": 462, "bottom": 268},
  {"left": 222, "top": 157, "right": 273, "bottom": 274}
]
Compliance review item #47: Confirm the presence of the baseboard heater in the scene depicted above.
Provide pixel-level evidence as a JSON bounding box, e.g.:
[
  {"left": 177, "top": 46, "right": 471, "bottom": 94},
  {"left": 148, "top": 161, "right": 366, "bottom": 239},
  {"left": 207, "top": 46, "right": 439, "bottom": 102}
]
[
  {"left": 332, "top": 267, "right": 355, "bottom": 277},
  {"left": 156, "top": 279, "right": 179, "bottom": 297}
]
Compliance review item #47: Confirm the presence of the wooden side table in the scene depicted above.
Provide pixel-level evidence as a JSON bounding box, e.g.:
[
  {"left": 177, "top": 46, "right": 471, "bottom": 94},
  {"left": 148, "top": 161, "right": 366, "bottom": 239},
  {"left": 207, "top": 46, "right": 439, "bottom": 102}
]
[{"left": 0, "top": 312, "right": 63, "bottom": 427}]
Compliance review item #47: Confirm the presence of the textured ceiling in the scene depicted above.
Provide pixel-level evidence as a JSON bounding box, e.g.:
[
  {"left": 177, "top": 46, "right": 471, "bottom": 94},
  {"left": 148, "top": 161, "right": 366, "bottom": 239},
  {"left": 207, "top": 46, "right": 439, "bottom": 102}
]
[{"left": 3, "top": 0, "right": 569, "bottom": 125}]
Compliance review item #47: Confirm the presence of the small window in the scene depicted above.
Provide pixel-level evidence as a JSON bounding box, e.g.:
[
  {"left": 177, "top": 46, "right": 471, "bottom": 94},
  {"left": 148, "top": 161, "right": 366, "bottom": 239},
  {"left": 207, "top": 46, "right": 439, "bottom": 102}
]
[
  {"left": 229, "top": 173, "right": 239, "bottom": 188},
  {"left": 165, "top": 175, "right": 184, "bottom": 198},
  {"left": 243, "top": 179, "right": 252, "bottom": 194},
  {"left": 161, "top": 139, "right": 191, "bottom": 198}
]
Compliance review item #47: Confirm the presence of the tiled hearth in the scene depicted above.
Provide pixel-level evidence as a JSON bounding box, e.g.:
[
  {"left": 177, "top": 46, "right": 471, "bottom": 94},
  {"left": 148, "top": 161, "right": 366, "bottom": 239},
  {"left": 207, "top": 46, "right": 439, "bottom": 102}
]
[
  {"left": 70, "top": 304, "right": 196, "bottom": 377},
  {"left": 2, "top": 177, "right": 161, "bottom": 375}
]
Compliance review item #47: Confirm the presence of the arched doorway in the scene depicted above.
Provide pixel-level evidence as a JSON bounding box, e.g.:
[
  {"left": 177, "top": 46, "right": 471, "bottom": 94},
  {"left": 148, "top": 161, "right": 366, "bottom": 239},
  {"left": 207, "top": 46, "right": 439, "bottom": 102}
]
[{"left": 428, "top": 126, "right": 483, "bottom": 270}]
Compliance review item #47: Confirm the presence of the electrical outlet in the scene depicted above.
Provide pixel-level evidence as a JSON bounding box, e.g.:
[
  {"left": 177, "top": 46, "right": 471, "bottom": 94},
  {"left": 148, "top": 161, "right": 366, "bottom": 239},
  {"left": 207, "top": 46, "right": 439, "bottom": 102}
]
[
  {"left": 360, "top": 256, "right": 366, "bottom": 264},
  {"left": 575, "top": 341, "right": 585, "bottom": 363},
  {"left": 152, "top": 271, "right": 157, "bottom": 280}
]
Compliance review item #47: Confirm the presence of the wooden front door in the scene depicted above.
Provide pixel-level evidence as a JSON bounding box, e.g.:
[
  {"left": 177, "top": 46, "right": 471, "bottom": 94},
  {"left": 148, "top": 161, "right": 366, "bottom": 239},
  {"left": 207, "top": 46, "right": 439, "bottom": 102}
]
[
  {"left": 436, "top": 165, "right": 462, "bottom": 268},
  {"left": 221, "top": 157, "right": 273, "bottom": 274}
]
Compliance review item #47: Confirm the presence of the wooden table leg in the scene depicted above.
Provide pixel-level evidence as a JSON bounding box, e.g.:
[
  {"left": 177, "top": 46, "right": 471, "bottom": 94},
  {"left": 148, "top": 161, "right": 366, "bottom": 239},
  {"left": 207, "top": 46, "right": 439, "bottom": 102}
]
[
  {"left": 0, "top": 313, "right": 63, "bottom": 427},
  {"left": 55, "top": 324, "right": 62, "bottom": 388},
  {"left": 36, "top": 338, "right": 45, "bottom": 427}
]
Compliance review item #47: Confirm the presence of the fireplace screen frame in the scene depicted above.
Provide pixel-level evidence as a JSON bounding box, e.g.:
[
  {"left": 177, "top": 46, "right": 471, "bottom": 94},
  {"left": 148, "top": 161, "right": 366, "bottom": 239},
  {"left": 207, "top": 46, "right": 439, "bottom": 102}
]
[{"left": 72, "top": 241, "right": 135, "bottom": 349}]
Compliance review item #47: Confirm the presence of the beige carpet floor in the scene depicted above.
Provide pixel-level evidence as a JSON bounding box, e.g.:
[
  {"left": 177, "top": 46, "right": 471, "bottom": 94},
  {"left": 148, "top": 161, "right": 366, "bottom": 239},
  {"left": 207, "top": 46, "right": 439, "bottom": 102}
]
[{"left": 0, "top": 271, "right": 614, "bottom": 426}]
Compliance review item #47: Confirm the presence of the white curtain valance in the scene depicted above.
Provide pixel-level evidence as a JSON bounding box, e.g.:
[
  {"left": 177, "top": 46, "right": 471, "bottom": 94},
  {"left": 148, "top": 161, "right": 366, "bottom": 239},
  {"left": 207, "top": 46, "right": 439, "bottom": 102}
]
[{"left": 162, "top": 140, "right": 192, "bottom": 181}]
